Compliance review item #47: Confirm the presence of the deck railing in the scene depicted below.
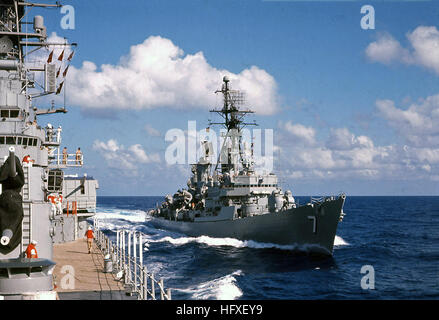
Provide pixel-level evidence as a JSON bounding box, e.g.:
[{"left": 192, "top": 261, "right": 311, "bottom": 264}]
[
  {"left": 64, "top": 200, "right": 96, "bottom": 213},
  {"left": 48, "top": 152, "right": 83, "bottom": 167},
  {"left": 93, "top": 218, "right": 171, "bottom": 300}
]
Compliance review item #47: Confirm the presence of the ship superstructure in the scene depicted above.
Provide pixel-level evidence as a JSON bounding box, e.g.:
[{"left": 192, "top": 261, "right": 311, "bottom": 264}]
[
  {"left": 0, "top": 0, "right": 97, "bottom": 299},
  {"left": 149, "top": 76, "right": 346, "bottom": 255}
]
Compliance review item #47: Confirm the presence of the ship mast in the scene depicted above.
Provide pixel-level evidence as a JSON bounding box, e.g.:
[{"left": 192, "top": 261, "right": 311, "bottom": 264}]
[
  {"left": 1, "top": 1, "right": 60, "bottom": 71},
  {"left": 0, "top": 0, "right": 75, "bottom": 117},
  {"left": 209, "top": 76, "right": 257, "bottom": 175}
]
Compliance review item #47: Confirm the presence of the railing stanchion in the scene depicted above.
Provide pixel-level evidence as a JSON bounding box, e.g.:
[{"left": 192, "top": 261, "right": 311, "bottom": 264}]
[
  {"left": 118, "top": 230, "right": 122, "bottom": 270},
  {"left": 151, "top": 272, "right": 155, "bottom": 300},
  {"left": 93, "top": 227, "right": 171, "bottom": 300},
  {"left": 122, "top": 230, "right": 126, "bottom": 282},
  {"left": 139, "top": 233, "right": 143, "bottom": 268},
  {"left": 143, "top": 266, "right": 148, "bottom": 300},
  {"left": 128, "top": 231, "right": 131, "bottom": 285},
  {"left": 160, "top": 278, "right": 164, "bottom": 300},
  {"left": 116, "top": 230, "right": 120, "bottom": 269},
  {"left": 133, "top": 232, "right": 137, "bottom": 291}
]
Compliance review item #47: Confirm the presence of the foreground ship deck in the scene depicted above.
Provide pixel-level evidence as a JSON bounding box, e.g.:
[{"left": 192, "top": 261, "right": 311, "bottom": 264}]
[{"left": 53, "top": 239, "right": 136, "bottom": 300}]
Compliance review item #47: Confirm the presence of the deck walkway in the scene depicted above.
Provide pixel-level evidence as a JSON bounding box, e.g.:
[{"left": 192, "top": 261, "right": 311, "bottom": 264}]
[{"left": 53, "top": 239, "right": 136, "bottom": 300}]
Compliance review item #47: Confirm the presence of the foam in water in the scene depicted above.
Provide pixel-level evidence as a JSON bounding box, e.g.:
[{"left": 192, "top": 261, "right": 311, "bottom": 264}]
[
  {"left": 334, "top": 236, "right": 349, "bottom": 246},
  {"left": 91, "top": 209, "right": 149, "bottom": 232},
  {"left": 146, "top": 235, "right": 297, "bottom": 250},
  {"left": 145, "top": 234, "right": 349, "bottom": 251},
  {"left": 175, "top": 270, "right": 243, "bottom": 300},
  {"left": 94, "top": 209, "right": 147, "bottom": 223}
]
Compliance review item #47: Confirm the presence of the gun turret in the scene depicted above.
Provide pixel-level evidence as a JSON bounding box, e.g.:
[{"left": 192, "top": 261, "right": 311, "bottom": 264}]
[
  {"left": 0, "top": 229, "right": 12, "bottom": 246},
  {"left": 0, "top": 148, "right": 25, "bottom": 255},
  {"left": 0, "top": 147, "right": 24, "bottom": 192},
  {"left": 8, "top": 147, "right": 16, "bottom": 178}
]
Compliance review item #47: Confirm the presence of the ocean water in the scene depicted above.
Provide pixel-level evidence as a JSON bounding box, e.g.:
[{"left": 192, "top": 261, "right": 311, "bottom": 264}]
[{"left": 93, "top": 196, "right": 439, "bottom": 300}]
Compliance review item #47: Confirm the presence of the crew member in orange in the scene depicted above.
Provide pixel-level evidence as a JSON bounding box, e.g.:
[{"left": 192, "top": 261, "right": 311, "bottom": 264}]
[
  {"left": 47, "top": 193, "right": 55, "bottom": 204},
  {"left": 85, "top": 226, "right": 94, "bottom": 254},
  {"left": 25, "top": 240, "right": 38, "bottom": 259},
  {"left": 22, "top": 154, "right": 34, "bottom": 165},
  {"left": 62, "top": 147, "right": 68, "bottom": 164},
  {"left": 76, "top": 147, "right": 82, "bottom": 165},
  {"left": 48, "top": 193, "right": 63, "bottom": 215}
]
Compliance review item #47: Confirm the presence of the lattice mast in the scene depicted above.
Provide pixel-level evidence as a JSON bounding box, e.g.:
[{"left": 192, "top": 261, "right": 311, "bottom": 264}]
[{"left": 209, "top": 76, "right": 257, "bottom": 175}]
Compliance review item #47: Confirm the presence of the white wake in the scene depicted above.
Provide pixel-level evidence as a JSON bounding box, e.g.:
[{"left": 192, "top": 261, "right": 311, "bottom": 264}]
[{"left": 174, "top": 270, "right": 243, "bottom": 300}]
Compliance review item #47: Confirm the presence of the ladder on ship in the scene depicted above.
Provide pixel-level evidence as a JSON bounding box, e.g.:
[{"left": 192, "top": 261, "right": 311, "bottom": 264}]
[{"left": 21, "top": 165, "right": 32, "bottom": 254}]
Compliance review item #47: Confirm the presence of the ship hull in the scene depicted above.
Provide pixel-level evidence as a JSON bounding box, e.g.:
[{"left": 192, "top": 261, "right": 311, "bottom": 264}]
[{"left": 149, "top": 196, "right": 345, "bottom": 256}]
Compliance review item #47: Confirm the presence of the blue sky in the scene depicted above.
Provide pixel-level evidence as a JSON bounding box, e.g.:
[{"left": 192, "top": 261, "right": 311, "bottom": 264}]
[{"left": 32, "top": 0, "right": 439, "bottom": 195}]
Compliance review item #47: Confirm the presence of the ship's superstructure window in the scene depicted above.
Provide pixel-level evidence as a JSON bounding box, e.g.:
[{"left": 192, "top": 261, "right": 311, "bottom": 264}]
[
  {"left": 234, "top": 184, "right": 277, "bottom": 188},
  {"left": 6, "top": 136, "right": 15, "bottom": 144},
  {"left": 0, "top": 109, "right": 20, "bottom": 118},
  {"left": 0, "top": 136, "right": 39, "bottom": 146},
  {"left": 48, "top": 169, "right": 63, "bottom": 193}
]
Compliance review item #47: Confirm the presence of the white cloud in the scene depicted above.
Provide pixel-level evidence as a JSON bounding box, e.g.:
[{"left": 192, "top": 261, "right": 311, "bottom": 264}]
[
  {"left": 128, "top": 144, "right": 151, "bottom": 163},
  {"left": 94, "top": 139, "right": 119, "bottom": 153},
  {"left": 365, "top": 26, "right": 439, "bottom": 74},
  {"left": 422, "top": 164, "right": 431, "bottom": 172},
  {"left": 376, "top": 94, "right": 439, "bottom": 147},
  {"left": 341, "top": 145, "right": 389, "bottom": 169},
  {"left": 326, "top": 128, "right": 373, "bottom": 150},
  {"left": 404, "top": 146, "right": 439, "bottom": 164},
  {"left": 279, "top": 124, "right": 387, "bottom": 171},
  {"left": 407, "top": 26, "right": 439, "bottom": 74},
  {"left": 92, "top": 139, "right": 160, "bottom": 174},
  {"left": 294, "top": 148, "right": 337, "bottom": 169},
  {"left": 365, "top": 33, "right": 411, "bottom": 65},
  {"left": 277, "top": 122, "right": 438, "bottom": 182},
  {"left": 67, "top": 36, "right": 279, "bottom": 115},
  {"left": 144, "top": 124, "right": 161, "bottom": 137},
  {"left": 288, "top": 171, "right": 304, "bottom": 179},
  {"left": 280, "top": 121, "right": 316, "bottom": 144}
]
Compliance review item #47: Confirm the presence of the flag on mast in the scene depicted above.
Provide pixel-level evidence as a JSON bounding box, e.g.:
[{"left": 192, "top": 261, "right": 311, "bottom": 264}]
[
  {"left": 67, "top": 50, "right": 75, "bottom": 61},
  {"left": 47, "top": 50, "right": 54, "bottom": 63},
  {"left": 58, "top": 49, "right": 65, "bottom": 61},
  {"left": 62, "top": 65, "right": 70, "bottom": 78},
  {"left": 56, "top": 81, "right": 64, "bottom": 95}
]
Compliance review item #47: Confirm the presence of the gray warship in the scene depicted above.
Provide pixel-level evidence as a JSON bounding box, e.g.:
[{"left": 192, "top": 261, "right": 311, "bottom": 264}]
[
  {"left": 148, "top": 76, "right": 346, "bottom": 256},
  {"left": 0, "top": 0, "right": 98, "bottom": 299}
]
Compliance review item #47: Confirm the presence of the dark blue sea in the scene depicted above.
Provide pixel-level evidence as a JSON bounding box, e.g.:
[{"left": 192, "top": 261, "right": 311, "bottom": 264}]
[{"left": 93, "top": 196, "right": 439, "bottom": 299}]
